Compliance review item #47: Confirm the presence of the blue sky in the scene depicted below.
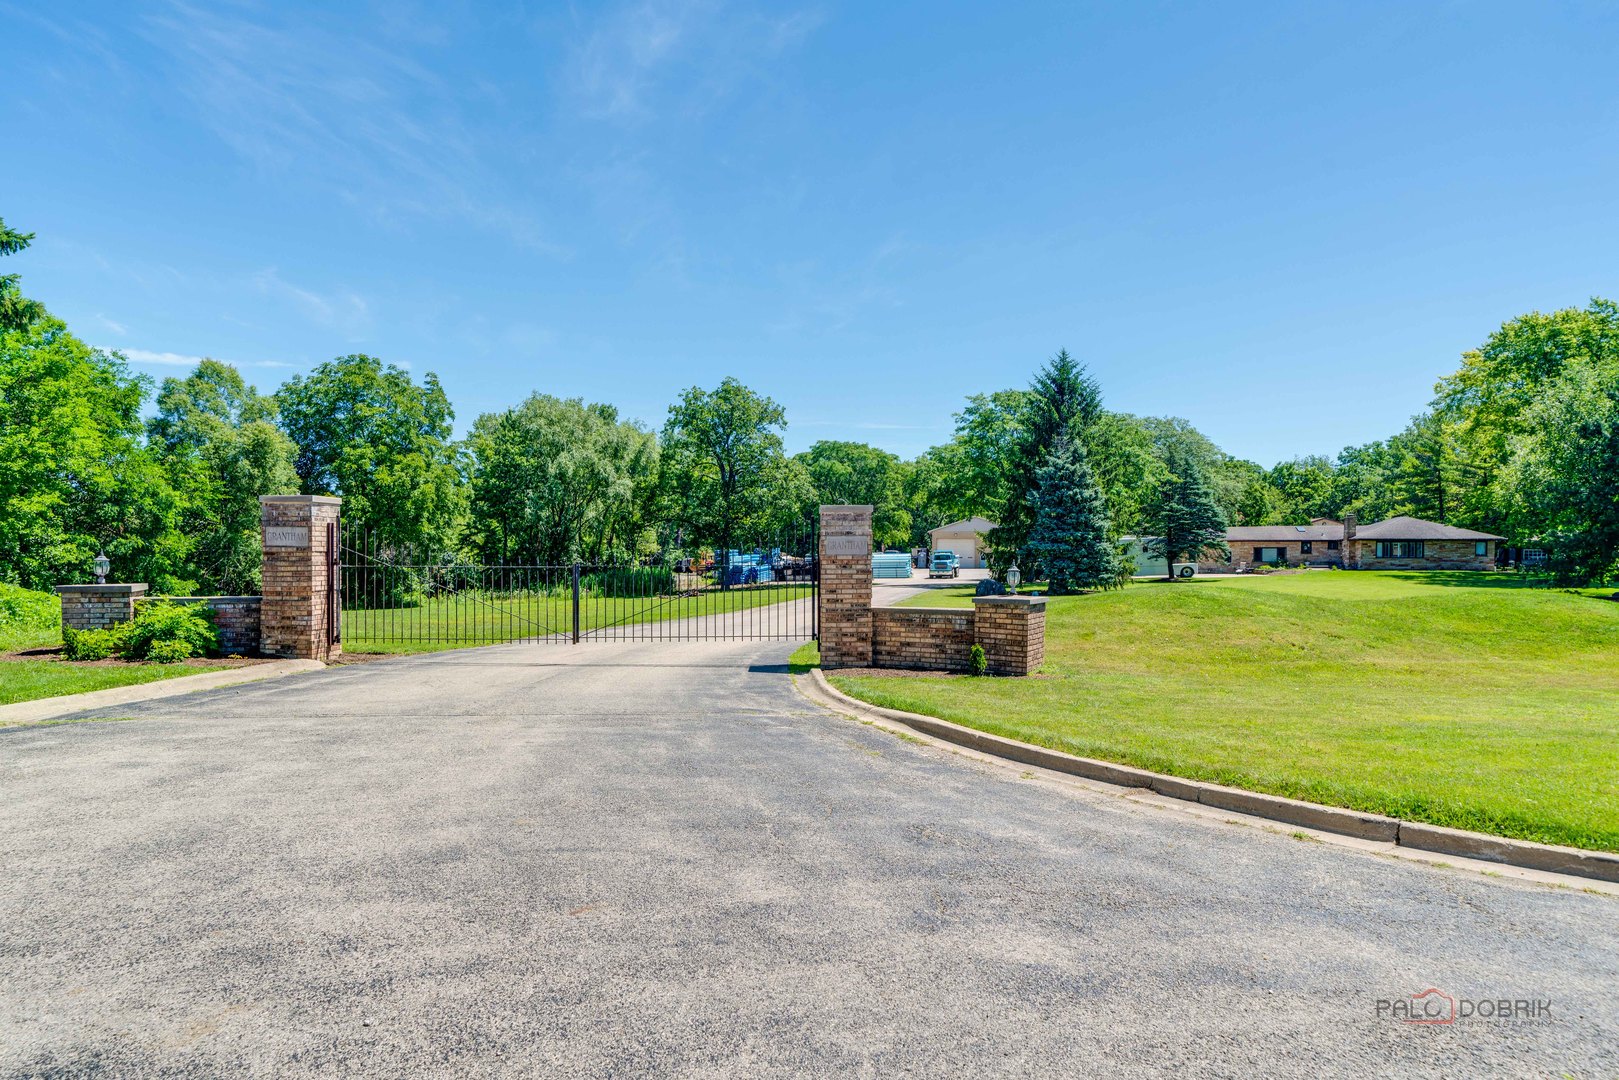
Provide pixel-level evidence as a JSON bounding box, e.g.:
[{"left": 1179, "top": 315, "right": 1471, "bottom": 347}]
[{"left": 4, "top": 1, "right": 1616, "bottom": 464}]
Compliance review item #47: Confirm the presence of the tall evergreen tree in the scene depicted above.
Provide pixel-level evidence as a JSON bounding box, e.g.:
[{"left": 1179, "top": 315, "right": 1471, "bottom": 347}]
[
  {"left": 989, "top": 349, "right": 1103, "bottom": 572},
  {"left": 0, "top": 217, "right": 46, "bottom": 334},
  {"left": 1025, "top": 438, "right": 1122, "bottom": 593},
  {"left": 1144, "top": 445, "right": 1229, "bottom": 581}
]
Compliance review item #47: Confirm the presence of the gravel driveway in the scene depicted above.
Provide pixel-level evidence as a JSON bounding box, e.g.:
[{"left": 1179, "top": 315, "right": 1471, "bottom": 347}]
[{"left": 2, "top": 641, "right": 1614, "bottom": 1077}]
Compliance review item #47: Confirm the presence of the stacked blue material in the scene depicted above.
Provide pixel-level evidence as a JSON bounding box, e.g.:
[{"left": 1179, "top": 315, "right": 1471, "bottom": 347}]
[
  {"left": 871, "top": 552, "right": 913, "bottom": 579},
  {"left": 721, "top": 549, "right": 778, "bottom": 586}
]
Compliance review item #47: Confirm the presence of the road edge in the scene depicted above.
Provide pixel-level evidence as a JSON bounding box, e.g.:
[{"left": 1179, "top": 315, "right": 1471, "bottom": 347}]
[
  {"left": 801, "top": 668, "right": 1619, "bottom": 886},
  {"left": 0, "top": 660, "right": 327, "bottom": 726}
]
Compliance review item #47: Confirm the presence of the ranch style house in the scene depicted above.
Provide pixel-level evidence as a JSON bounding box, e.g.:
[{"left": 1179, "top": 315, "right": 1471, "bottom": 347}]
[{"left": 1200, "top": 513, "right": 1506, "bottom": 573}]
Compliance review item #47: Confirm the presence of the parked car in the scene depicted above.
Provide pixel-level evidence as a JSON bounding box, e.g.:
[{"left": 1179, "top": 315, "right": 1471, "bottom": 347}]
[{"left": 929, "top": 551, "right": 960, "bottom": 578}]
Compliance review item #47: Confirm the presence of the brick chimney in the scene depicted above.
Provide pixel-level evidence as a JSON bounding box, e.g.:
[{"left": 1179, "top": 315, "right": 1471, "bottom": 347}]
[
  {"left": 1343, "top": 511, "right": 1357, "bottom": 542},
  {"left": 1342, "top": 512, "right": 1357, "bottom": 569}
]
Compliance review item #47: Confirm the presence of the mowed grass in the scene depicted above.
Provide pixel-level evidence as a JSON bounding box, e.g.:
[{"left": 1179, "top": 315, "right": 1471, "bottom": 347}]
[
  {"left": 0, "top": 596, "right": 224, "bottom": 708},
  {"left": 343, "top": 583, "right": 814, "bottom": 654},
  {"left": 833, "top": 571, "right": 1619, "bottom": 851}
]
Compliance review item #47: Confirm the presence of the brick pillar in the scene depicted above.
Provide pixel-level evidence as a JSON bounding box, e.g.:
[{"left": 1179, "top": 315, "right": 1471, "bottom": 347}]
[
  {"left": 260, "top": 495, "right": 342, "bottom": 661},
  {"left": 819, "top": 504, "right": 873, "bottom": 668},
  {"left": 972, "top": 595, "right": 1046, "bottom": 676},
  {"left": 55, "top": 583, "right": 148, "bottom": 631}
]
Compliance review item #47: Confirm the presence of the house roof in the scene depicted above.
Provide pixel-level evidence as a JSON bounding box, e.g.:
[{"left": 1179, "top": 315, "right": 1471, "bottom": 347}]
[
  {"left": 1225, "top": 515, "right": 1506, "bottom": 543},
  {"left": 1353, "top": 516, "right": 1505, "bottom": 541},
  {"left": 930, "top": 516, "right": 997, "bottom": 536},
  {"left": 1225, "top": 524, "right": 1344, "bottom": 542}
]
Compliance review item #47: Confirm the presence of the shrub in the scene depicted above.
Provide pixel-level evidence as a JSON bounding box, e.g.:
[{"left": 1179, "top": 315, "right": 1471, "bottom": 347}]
[
  {"left": 124, "top": 601, "right": 219, "bottom": 661},
  {"left": 582, "top": 567, "right": 674, "bottom": 597},
  {"left": 144, "top": 638, "right": 194, "bottom": 664},
  {"left": 0, "top": 583, "right": 61, "bottom": 634},
  {"left": 62, "top": 624, "right": 129, "bottom": 661},
  {"left": 968, "top": 643, "right": 987, "bottom": 677}
]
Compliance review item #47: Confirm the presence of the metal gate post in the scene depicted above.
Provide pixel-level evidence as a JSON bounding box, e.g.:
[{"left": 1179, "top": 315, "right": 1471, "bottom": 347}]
[
  {"left": 571, "top": 561, "right": 581, "bottom": 644},
  {"left": 327, "top": 518, "right": 341, "bottom": 645}
]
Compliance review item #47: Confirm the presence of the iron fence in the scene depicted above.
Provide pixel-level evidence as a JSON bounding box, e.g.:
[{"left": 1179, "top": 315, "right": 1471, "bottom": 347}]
[{"left": 339, "top": 523, "right": 819, "bottom": 648}]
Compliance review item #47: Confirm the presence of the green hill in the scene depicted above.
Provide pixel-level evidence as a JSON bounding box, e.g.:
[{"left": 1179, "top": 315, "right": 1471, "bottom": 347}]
[{"left": 834, "top": 572, "right": 1619, "bottom": 852}]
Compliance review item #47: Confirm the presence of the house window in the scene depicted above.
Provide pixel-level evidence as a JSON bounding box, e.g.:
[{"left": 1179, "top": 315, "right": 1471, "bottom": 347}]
[
  {"left": 1300, "top": 541, "right": 1313, "bottom": 554},
  {"left": 1474, "top": 541, "right": 1488, "bottom": 556},
  {"left": 1327, "top": 540, "right": 1341, "bottom": 551},
  {"left": 1254, "top": 547, "right": 1284, "bottom": 564},
  {"left": 1375, "top": 541, "right": 1425, "bottom": 559}
]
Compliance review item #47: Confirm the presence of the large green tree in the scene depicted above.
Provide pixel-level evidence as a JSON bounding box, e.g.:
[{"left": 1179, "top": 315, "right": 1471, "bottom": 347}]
[
  {"left": 795, "top": 440, "right": 912, "bottom": 549},
  {"left": 1505, "top": 354, "right": 1619, "bottom": 584},
  {"left": 1025, "top": 438, "right": 1122, "bottom": 593},
  {"left": 902, "top": 441, "right": 974, "bottom": 548},
  {"left": 0, "top": 217, "right": 46, "bottom": 334},
  {"left": 275, "top": 354, "right": 465, "bottom": 553},
  {"left": 659, "top": 378, "right": 806, "bottom": 562},
  {"left": 467, "top": 394, "right": 658, "bottom": 564},
  {"left": 1143, "top": 445, "right": 1229, "bottom": 581},
  {"left": 148, "top": 360, "right": 299, "bottom": 593},
  {"left": 950, "top": 389, "right": 1031, "bottom": 523},
  {"left": 988, "top": 350, "right": 1103, "bottom": 570},
  {"left": 1266, "top": 456, "right": 1339, "bottom": 522},
  {"left": 1434, "top": 297, "right": 1619, "bottom": 537},
  {"left": 0, "top": 318, "right": 186, "bottom": 590}
]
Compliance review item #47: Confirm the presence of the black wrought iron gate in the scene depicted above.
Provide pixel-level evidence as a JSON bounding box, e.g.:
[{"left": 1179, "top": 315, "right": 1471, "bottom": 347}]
[{"left": 337, "top": 523, "right": 818, "bottom": 650}]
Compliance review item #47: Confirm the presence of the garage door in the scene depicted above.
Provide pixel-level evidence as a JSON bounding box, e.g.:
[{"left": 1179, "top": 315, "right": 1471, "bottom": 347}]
[{"left": 937, "top": 538, "right": 978, "bottom": 568}]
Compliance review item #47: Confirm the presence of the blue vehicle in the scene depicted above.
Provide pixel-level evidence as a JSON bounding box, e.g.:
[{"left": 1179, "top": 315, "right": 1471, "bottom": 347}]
[{"left": 929, "top": 550, "right": 960, "bottom": 578}]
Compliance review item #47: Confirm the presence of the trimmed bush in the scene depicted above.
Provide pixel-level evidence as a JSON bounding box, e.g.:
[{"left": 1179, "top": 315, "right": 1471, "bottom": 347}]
[
  {"left": 124, "top": 601, "right": 219, "bottom": 662},
  {"left": 968, "top": 643, "right": 987, "bottom": 676},
  {"left": 62, "top": 624, "right": 129, "bottom": 661},
  {"left": 61, "top": 601, "right": 219, "bottom": 663},
  {"left": 144, "top": 638, "right": 196, "bottom": 664}
]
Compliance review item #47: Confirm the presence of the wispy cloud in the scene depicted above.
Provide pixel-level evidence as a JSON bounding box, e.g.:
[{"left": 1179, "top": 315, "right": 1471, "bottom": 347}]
[
  {"left": 565, "top": 1, "right": 823, "bottom": 122},
  {"left": 112, "top": 348, "right": 294, "bottom": 370},
  {"left": 94, "top": 314, "right": 127, "bottom": 335},
  {"left": 140, "top": 2, "right": 558, "bottom": 253},
  {"left": 253, "top": 269, "right": 371, "bottom": 338}
]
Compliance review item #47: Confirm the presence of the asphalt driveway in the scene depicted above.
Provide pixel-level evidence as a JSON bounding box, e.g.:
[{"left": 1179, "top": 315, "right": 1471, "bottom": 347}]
[{"left": 2, "top": 641, "right": 1615, "bottom": 1077}]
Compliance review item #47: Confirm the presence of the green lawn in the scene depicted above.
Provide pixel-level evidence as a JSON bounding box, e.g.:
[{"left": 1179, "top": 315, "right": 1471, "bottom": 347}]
[
  {"left": 0, "top": 600, "right": 224, "bottom": 709},
  {"left": 343, "top": 583, "right": 814, "bottom": 653},
  {"left": 833, "top": 571, "right": 1619, "bottom": 852}
]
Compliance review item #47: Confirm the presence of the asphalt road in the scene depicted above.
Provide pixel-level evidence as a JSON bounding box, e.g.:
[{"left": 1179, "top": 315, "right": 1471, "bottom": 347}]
[{"left": 2, "top": 642, "right": 1615, "bottom": 1077}]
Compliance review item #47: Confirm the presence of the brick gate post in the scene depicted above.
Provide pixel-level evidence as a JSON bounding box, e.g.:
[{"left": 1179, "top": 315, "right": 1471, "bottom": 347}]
[
  {"left": 259, "top": 495, "right": 342, "bottom": 662},
  {"left": 818, "top": 504, "right": 873, "bottom": 668}
]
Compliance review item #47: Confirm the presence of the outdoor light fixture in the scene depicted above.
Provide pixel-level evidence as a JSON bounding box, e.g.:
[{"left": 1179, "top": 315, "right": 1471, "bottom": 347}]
[
  {"left": 1005, "top": 562, "right": 1021, "bottom": 591},
  {"left": 93, "top": 551, "right": 110, "bottom": 585}
]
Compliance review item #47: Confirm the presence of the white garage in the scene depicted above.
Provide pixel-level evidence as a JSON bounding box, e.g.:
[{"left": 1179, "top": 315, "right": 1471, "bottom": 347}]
[{"left": 927, "top": 517, "right": 997, "bottom": 569}]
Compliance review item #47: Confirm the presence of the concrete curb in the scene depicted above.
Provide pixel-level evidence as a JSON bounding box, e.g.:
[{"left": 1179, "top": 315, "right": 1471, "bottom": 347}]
[
  {"left": 804, "top": 668, "right": 1619, "bottom": 885},
  {"left": 0, "top": 660, "right": 326, "bottom": 726}
]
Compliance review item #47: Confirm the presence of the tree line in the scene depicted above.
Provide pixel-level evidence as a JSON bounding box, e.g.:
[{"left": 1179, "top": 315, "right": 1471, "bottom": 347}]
[{"left": 2, "top": 215, "right": 1615, "bottom": 593}]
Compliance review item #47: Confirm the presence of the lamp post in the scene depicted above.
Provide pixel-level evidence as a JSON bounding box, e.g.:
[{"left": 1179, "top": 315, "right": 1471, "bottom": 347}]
[
  {"left": 1005, "top": 562, "right": 1021, "bottom": 593},
  {"left": 93, "top": 551, "right": 110, "bottom": 585}
]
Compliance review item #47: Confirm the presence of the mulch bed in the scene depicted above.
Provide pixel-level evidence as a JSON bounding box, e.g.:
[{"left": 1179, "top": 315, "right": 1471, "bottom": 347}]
[{"left": 824, "top": 666, "right": 1052, "bottom": 680}]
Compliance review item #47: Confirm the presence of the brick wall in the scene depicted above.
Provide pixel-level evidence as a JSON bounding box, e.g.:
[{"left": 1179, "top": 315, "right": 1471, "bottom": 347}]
[
  {"left": 819, "top": 505, "right": 1046, "bottom": 675},
  {"left": 260, "top": 495, "right": 342, "bottom": 661},
  {"left": 145, "top": 596, "right": 262, "bottom": 655},
  {"left": 1201, "top": 542, "right": 1344, "bottom": 572},
  {"left": 819, "top": 505, "right": 874, "bottom": 668},
  {"left": 973, "top": 597, "right": 1045, "bottom": 676},
  {"left": 871, "top": 608, "right": 976, "bottom": 671},
  {"left": 55, "top": 584, "right": 148, "bottom": 631},
  {"left": 1346, "top": 539, "right": 1496, "bottom": 571}
]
